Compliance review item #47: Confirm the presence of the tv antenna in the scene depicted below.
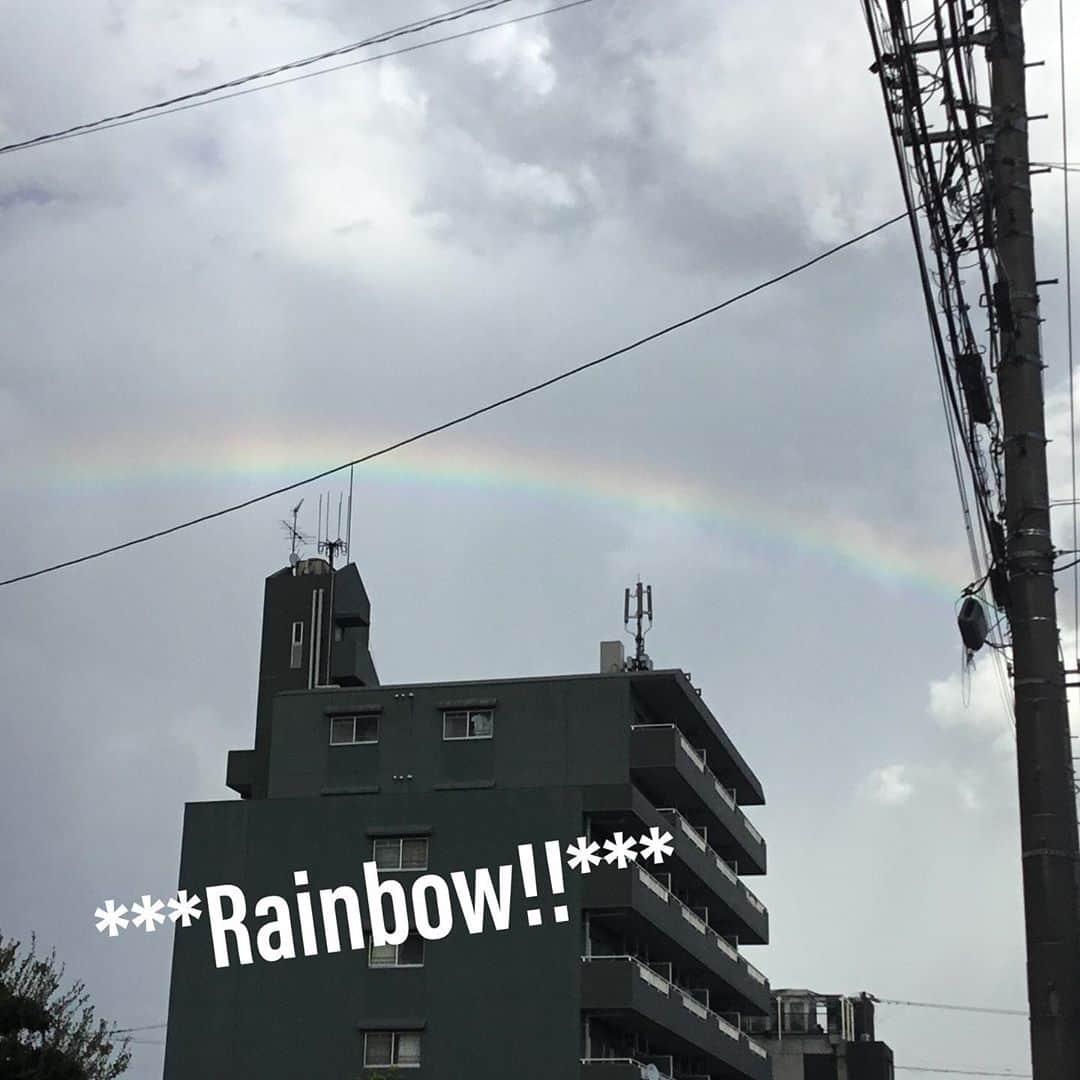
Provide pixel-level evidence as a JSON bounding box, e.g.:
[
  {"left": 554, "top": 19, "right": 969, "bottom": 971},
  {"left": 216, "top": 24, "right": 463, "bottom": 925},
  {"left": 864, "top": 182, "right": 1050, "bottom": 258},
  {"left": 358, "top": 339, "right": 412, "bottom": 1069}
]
[
  {"left": 281, "top": 499, "right": 312, "bottom": 568},
  {"left": 624, "top": 580, "right": 654, "bottom": 670}
]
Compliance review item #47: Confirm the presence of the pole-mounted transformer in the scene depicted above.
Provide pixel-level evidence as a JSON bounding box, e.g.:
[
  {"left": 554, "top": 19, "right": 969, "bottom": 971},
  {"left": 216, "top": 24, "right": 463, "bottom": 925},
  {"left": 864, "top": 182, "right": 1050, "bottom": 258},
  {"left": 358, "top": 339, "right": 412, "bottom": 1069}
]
[
  {"left": 955, "top": 352, "right": 994, "bottom": 425},
  {"left": 957, "top": 595, "right": 988, "bottom": 653}
]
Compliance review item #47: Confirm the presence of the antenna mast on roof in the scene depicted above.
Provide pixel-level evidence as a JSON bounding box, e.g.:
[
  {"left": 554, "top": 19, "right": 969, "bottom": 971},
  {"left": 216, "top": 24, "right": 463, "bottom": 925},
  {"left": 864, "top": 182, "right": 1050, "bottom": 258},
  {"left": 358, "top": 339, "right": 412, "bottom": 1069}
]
[
  {"left": 624, "top": 580, "right": 653, "bottom": 670},
  {"left": 281, "top": 499, "right": 312, "bottom": 570},
  {"left": 318, "top": 489, "right": 347, "bottom": 571},
  {"left": 317, "top": 491, "right": 348, "bottom": 688},
  {"left": 346, "top": 465, "right": 354, "bottom": 562}
]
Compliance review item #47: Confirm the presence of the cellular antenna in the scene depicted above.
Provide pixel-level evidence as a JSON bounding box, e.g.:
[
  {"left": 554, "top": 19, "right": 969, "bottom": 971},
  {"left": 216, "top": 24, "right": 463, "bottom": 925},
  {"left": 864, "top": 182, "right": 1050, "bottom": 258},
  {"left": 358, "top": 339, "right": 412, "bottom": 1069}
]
[
  {"left": 623, "top": 580, "right": 654, "bottom": 671},
  {"left": 317, "top": 490, "right": 349, "bottom": 686},
  {"left": 318, "top": 489, "right": 347, "bottom": 571}
]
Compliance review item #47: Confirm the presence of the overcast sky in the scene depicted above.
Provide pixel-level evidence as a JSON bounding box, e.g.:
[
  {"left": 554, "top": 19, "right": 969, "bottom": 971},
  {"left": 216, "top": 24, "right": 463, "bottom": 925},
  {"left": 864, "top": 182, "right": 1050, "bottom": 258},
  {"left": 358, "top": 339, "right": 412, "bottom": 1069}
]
[{"left": 1, "top": 1, "right": 1077, "bottom": 1076}]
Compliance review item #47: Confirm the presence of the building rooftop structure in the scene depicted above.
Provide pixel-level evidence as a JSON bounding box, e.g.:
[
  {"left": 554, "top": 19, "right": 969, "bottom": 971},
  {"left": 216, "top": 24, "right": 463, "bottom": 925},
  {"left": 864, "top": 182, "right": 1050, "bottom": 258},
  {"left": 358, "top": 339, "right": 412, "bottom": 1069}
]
[
  {"left": 746, "top": 988, "right": 894, "bottom": 1080},
  {"left": 164, "top": 561, "right": 772, "bottom": 1079}
]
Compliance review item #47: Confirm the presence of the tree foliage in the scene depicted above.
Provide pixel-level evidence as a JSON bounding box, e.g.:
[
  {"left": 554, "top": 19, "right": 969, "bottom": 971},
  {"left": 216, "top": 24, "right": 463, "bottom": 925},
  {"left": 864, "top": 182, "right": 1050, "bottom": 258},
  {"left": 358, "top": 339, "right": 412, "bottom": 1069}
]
[{"left": 0, "top": 932, "right": 130, "bottom": 1080}]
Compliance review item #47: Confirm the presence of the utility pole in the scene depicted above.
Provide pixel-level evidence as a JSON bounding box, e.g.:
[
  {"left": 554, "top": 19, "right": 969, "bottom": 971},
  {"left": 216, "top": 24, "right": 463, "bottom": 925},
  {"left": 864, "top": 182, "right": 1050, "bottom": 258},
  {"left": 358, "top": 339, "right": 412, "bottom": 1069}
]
[{"left": 989, "top": 3, "right": 1080, "bottom": 1074}]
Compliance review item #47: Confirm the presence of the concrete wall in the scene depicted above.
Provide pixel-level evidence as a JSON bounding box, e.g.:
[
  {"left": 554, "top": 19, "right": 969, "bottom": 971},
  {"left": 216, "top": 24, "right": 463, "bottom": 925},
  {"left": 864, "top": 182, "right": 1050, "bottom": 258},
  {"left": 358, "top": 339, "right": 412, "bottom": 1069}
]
[
  {"left": 265, "top": 675, "right": 634, "bottom": 799},
  {"left": 164, "top": 787, "right": 585, "bottom": 1079}
]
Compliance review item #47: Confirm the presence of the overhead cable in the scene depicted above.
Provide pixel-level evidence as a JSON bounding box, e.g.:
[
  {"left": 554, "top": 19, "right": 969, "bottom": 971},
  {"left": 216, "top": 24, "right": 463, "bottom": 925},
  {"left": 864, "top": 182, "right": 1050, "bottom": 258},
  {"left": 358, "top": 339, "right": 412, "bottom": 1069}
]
[
  {"left": 0, "top": 210, "right": 910, "bottom": 589},
  {"left": 874, "top": 996, "right": 1027, "bottom": 1017},
  {"left": 0, "top": 1, "right": 516, "bottom": 155},
  {"left": 0, "top": 0, "right": 608, "bottom": 157}
]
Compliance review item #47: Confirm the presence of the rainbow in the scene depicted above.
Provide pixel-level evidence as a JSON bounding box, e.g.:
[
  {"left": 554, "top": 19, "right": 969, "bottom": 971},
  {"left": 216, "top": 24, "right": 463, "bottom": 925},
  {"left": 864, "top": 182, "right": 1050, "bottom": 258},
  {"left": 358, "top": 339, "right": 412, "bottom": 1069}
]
[{"left": 15, "top": 429, "right": 967, "bottom": 600}]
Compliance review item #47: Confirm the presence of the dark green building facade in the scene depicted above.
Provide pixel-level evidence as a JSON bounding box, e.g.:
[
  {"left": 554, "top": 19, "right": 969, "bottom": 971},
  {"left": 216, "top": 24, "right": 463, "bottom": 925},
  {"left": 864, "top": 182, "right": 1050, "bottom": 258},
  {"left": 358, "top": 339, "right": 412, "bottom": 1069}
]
[{"left": 164, "top": 560, "right": 772, "bottom": 1080}]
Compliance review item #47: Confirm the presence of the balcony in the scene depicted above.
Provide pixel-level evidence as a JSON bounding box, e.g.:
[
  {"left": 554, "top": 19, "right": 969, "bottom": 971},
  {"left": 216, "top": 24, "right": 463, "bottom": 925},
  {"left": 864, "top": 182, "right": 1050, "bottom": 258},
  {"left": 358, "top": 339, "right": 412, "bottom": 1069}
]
[
  {"left": 581, "top": 955, "right": 771, "bottom": 1080},
  {"left": 630, "top": 726, "right": 766, "bottom": 874},
  {"left": 583, "top": 787, "right": 768, "bottom": 944},
  {"left": 582, "top": 1060, "right": 721, "bottom": 1080},
  {"left": 584, "top": 864, "right": 770, "bottom": 1014},
  {"left": 628, "top": 671, "right": 765, "bottom": 807},
  {"left": 656, "top": 806, "right": 768, "bottom": 946}
]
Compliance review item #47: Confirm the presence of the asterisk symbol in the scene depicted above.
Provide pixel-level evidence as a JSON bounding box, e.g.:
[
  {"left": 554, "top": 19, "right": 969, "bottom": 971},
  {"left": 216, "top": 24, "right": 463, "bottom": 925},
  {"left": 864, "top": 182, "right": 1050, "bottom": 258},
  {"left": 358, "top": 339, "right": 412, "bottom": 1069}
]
[
  {"left": 602, "top": 832, "right": 638, "bottom": 870},
  {"left": 130, "top": 895, "right": 166, "bottom": 933},
  {"left": 566, "top": 836, "right": 603, "bottom": 874},
  {"left": 94, "top": 900, "right": 129, "bottom": 937},
  {"left": 167, "top": 890, "right": 203, "bottom": 928},
  {"left": 638, "top": 827, "right": 675, "bottom": 865}
]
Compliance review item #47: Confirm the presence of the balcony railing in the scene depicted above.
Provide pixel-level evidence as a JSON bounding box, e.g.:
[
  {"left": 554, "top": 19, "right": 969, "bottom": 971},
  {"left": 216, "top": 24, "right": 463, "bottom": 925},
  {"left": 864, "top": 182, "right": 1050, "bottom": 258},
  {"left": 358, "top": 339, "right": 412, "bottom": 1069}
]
[
  {"left": 633, "top": 724, "right": 764, "bottom": 855},
  {"left": 714, "top": 932, "right": 738, "bottom": 963},
  {"left": 634, "top": 866, "right": 748, "bottom": 971},
  {"left": 717, "top": 1013, "right": 741, "bottom": 1040},
  {"left": 675, "top": 732, "right": 737, "bottom": 810},
  {"left": 743, "top": 816, "right": 763, "bottom": 845},
  {"left": 582, "top": 955, "right": 741, "bottom": 1043},
  {"left": 656, "top": 807, "right": 768, "bottom": 917},
  {"left": 744, "top": 890, "right": 766, "bottom": 914},
  {"left": 580, "top": 1059, "right": 673, "bottom": 1080},
  {"left": 745, "top": 960, "right": 767, "bottom": 985}
]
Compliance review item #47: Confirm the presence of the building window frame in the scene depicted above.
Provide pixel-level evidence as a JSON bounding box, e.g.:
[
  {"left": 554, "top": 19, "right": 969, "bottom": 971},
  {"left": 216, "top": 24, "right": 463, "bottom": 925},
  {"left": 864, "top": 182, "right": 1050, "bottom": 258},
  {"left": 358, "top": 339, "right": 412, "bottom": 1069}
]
[
  {"left": 363, "top": 1031, "right": 421, "bottom": 1068},
  {"left": 442, "top": 708, "right": 494, "bottom": 741},
  {"left": 368, "top": 934, "right": 425, "bottom": 969},
  {"left": 328, "top": 714, "right": 379, "bottom": 746},
  {"left": 372, "top": 836, "right": 429, "bottom": 872}
]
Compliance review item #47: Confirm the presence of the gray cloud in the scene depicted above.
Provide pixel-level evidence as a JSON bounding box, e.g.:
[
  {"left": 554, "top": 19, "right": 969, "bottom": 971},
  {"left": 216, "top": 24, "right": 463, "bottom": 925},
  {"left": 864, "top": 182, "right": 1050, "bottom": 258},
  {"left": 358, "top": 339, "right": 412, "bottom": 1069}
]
[{"left": 2, "top": 2, "right": 1073, "bottom": 1077}]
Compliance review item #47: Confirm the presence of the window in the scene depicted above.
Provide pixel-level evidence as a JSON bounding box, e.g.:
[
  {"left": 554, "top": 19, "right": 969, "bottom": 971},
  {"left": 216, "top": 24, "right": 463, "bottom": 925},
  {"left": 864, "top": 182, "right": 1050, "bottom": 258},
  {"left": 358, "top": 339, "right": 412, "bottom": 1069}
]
[
  {"left": 364, "top": 1031, "right": 421, "bottom": 1068},
  {"left": 290, "top": 621, "right": 304, "bottom": 669},
  {"left": 328, "top": 714, "right": 379, "bottom": 746},
  {"left": 372, "top": 836, "right": 428, "bottom": 871},
  {"left": 442, "top": 708, "right": 494, "bottom": 740},
  {"left": 368, "top": 934, "right": 425, "bottom": 968}
]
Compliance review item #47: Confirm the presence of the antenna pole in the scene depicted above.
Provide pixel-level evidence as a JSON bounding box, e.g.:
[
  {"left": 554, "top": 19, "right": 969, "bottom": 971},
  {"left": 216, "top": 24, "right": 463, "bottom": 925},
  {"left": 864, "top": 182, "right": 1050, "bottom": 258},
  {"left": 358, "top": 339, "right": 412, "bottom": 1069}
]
[
  {"left": 281, "top": 498, "right": 309, "bottom": 571},
  {"left": 321, "top": 533, "right": 346, "bottom": 686},
  {"left": 291, "top": 500, "right": 303, "bottom": 559},
  {"left": 634, "top": 582, "right": 645, "bottom": 663},
  {"left": 346, "top": 465, "right": 354, "bottom": 561}
]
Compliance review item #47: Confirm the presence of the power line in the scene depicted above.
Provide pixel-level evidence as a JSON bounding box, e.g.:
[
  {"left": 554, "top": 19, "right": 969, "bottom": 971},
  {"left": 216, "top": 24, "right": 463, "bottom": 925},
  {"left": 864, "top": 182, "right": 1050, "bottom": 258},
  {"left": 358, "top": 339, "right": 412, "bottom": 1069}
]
[
  {"left": 1032, "top": 162, "right": 1080, "bottom": 174},
  {"left": 0, "top": 1, "right": 513, "bottom": 155},
  {"left": 0, "top": 0, "right": 601, "bottom": 157},
  {"left": 874, "top": 996, "right": 1028, "bottom": 1017},
  {"left": 0, "top": 209, "right": 911, "bottom": 590}
]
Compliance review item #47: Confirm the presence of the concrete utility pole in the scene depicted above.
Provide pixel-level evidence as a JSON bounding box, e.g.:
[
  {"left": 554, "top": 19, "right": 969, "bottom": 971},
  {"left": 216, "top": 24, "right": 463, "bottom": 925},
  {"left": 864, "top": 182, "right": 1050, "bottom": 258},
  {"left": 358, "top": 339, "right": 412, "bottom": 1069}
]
[{"left": 988, "top": 3, "right": 1080, "bottom": 1075}]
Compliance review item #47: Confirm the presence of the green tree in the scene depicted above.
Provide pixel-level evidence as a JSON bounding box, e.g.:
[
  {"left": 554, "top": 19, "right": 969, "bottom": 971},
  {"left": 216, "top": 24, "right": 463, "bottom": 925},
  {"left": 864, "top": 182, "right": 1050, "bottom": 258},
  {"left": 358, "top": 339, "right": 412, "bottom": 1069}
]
[{"left": 0, "top": 932, "right": 130, "bottom": 1080}]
